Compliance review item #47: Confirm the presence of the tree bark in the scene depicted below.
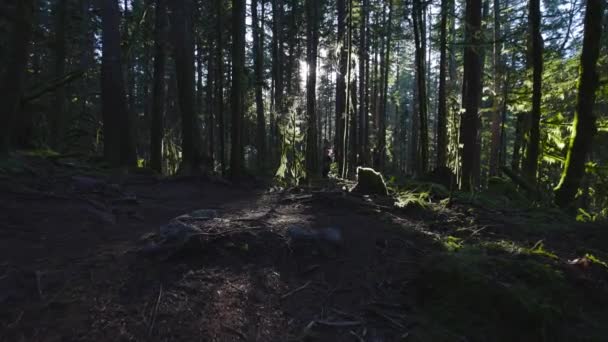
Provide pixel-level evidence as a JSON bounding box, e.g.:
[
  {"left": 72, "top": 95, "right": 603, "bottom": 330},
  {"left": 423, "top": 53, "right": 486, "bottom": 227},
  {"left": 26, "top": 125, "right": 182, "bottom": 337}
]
[
  {"left": 335, "top": 0, "right": 347, "bottom": 175},
  {"left": 169, "top": 0, "right": 200, "bottom": 173},
  {"left": 305, "top": 0, "right": 320, "bottom": 180},
  {"left": 150, "top": 0, "right": 167, "bottom": 173},
  {"left": 488, "top": 0, "right": 502, "bottom": 177},
  {"left": 253, "top": 0, "right": 266, "bottom": 170},
  {"left": 0, "top": 0, "right": 35, "bottom": 155},
  {"left": 413, "top": 0, "right": 428, "bottom": 175},
  {"left": 230, "top": 0, "right": 246, "bottom": 179},
  {"left": 49, "top": 0, "right": 68, "bottom": 150},
  {"left": 215, "top": 0, "right": 226, "bottom": 175},
  {"left": 100, "top": 0, "right": 135, "bottom": 167},
  {"left": 435, "top": 0, "right": 448, "bottom": 169},
  {"left": 522, "top": 0, "right": 543, "bottom": 185},
  {"left": 459, "top": 0, "right": 482, "bottom": 191},
  {"left": 554, "top": 0, "right": 603, "bottom": 208},
  {"left": 359, "top": 0, "right": 368, "bottom": 166}
]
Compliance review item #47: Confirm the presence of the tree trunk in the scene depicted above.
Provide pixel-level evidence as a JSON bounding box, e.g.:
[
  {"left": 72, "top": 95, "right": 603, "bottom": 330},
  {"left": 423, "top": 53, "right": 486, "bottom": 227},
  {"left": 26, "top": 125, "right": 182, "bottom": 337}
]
[
  {"left": 100, "top": 0, "right": 135, "bottom": 167},
  {"left": 378, "top": 0, "right": 392, "bottom": 172},
  {"left": 169, "top": 0, "right": 200, "bottom": 173},
  {"left": 0, "top": 0, "right": 35, "bottom": 155},
  {"left": 150, "top": 0, "right": 167, "bottom": 173},
  {"left": 554, "top": 0, "right": 603, "bottom": 208},
  {"left": 253, "top": 0, "right": 266, "bottom": 170},
  {"left": 359, "top": 0, "right": 368, "bottom": 166},
  {"left": 49, "top": 0, "right": 68, "bottom": 150},
  {"left": 522, "top": 0, "right": 543, "bottom": 185},
  {"left": 230, "top": 0, "right": 245, "bottom": 179},
  {"left": 488, "top": 0, "right": 502, "bottom": 177},
  {"left": 459, "top": 0, "right": 482, "bottom": 191},
  {"left": 413, "top": 0, "right": 428, "bottom": 175},
  {"left": 435, "top": 0, "right": 448, "bottom": 169},
  {"left": 335, "top": 0, "right": 347, "bottom": 175},
  {"left": 305, "top": 0, "right": 320, "bottom": 180},
  {"left": 216, "top": 0, "right": 226, "bottom": 175}
]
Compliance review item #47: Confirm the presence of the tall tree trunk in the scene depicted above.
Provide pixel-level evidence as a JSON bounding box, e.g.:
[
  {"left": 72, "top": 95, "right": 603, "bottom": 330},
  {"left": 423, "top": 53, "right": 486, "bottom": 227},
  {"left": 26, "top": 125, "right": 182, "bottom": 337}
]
[
  {"left": 49, "top": 0, "right": 68, "bottom": 150},
  {"left": 413, "top": 0, "right": 428, "bottom": 175},
  {"left": 196, "top": 40, "right": 204, "bottom": 150},
  {"left": 100, "top": 0, "right": 135, "bottom": 167},
  {"left": 436, "top": 0, "right": 448, "bottom": 169},
  {"left": 488, "top": 0, "right": 502, "bottom": 177},
  {"left": 253, "top": 0, "right": 266, "bottom": 170},
  {"left": 459, "top": 0, "right": 482, "bottom": 191},
  {"left": 378, "top": 0, "right": 392, "bottom": 172},
  {"left": 522, "top": 0, "right": 543, "bottom": 185},
  {"left": 271, "top": 0, "right": 284, "bottom": 153},
  {"left": 335, "top": 0, "right": 347, "bottom": 175},
  {"left": 555, "top": 0, "right": 603, "bottom": 208},
  {"left": 206, "top": 24, "right": 215, "bottom": 167},
  {"left": 0, "top": 0, "right": 35, "bottom": 155},
  {"left": 150, "top": 0, "right": 167, "bottom": 173},
  {"left": 359, "top": 0, "right": 368, "bottom": 166},
  {"left": 305, "top": 0, "right": 320, "bottom": 179},
  {"left": 230, "top": 0, "right": 245, "bottom": 179},
  {"left": 169, "top": 0, "right": 200, "bottom": 173},
  {"left": 216, "top": 0, "right": 226, "bottom": 175}
]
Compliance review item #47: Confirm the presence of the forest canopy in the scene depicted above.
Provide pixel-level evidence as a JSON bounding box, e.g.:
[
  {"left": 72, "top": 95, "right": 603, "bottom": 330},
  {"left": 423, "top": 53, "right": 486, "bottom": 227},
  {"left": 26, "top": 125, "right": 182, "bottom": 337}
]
[{"left": 0, "top": 0, "right": 606, "bottom": 215}]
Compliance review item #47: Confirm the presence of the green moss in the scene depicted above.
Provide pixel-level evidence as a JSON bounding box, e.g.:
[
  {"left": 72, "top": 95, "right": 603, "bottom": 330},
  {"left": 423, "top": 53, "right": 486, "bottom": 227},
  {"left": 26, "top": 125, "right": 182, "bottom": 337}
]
[{"left": 413, "top": 243, "right": 608, "bottom": 341}]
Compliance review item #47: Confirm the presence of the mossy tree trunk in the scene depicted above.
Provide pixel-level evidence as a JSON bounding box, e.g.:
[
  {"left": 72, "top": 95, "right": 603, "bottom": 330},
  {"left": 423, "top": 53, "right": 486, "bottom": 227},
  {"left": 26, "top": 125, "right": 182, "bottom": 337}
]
[{"left": 554, "top": 0, "right": 604, "bottom": 208}]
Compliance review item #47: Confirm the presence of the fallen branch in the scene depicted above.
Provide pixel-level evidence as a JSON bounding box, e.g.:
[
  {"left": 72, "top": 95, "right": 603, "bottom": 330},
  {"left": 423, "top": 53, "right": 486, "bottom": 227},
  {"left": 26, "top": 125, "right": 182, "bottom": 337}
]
[
  {"left": 148, "top": 284, "right": 163, "bottom": 336},
  {"left": 280, "top": 280, "right": 312, "bottom": 299},
  {"left": 22, "top": 69, "right": 87, "bottom": 104},
  {"left": 500, "top": 166, "right": 540, "bottom": 199}
]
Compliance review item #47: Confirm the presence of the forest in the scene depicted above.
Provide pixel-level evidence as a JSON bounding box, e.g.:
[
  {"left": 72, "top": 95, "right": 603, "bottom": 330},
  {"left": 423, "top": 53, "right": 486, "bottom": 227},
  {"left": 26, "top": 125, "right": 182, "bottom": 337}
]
[{"left": 0, "top": 0, "right": 607, "bottom": 340}]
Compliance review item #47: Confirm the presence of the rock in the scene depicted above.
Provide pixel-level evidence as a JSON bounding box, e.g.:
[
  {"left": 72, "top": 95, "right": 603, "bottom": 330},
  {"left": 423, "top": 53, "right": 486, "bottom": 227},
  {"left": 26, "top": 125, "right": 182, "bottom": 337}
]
[
  {"left": 160, "top": 221, "right": 202, "bottom": 241},
  {"left": 287, "top": 226, "right": 343, "bottom": 245},
  {"left": 351, "top": 167, "right": 388, "bottom": 196}
]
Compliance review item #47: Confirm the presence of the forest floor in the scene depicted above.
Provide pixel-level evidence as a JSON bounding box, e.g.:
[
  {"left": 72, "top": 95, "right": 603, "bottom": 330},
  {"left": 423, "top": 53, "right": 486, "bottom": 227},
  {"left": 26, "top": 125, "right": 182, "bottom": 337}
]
[{"left": 1, "top": 152, "right": 608, "bottom": 342}]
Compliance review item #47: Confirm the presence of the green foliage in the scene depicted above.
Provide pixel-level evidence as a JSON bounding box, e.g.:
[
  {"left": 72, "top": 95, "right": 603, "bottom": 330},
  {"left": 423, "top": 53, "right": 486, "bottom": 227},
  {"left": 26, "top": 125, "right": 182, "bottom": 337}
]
[
  {"left": 394, "top": 189, "right": 430, "bottom": 210},
  {"left": 275, "top": 105, "right": 306, "bottom": 186}
]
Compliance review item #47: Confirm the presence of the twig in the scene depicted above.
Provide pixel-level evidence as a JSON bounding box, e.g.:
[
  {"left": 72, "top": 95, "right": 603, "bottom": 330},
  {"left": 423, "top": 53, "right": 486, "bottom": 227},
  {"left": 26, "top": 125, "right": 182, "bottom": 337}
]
[
  {"left": 367, "top": 308, "right": 405, "bottom": 329},
  {"left": 349, "top": 330, "right": 366, "bottom": 342},
  {"left": 222, "top": 324, "right": 248, "bottom": 340},
  {"left": 148, "top": 284, "right": 163, "bottom": 336},
  {"left": 281, "top": 280, "right": 312, "bottom": 299},
  {"left": 315, "top": 319, "right": 361, "bottom": 327},
  {"left": 7, "top": 311, "right": 24, "bottom": 329}
]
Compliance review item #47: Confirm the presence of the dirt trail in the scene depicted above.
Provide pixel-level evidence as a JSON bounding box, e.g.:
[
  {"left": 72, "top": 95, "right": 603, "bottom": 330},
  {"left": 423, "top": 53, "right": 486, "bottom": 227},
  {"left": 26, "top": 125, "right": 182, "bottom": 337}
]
[{"left": 0, "top": 165, "right": 431, "bottom": 342}]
